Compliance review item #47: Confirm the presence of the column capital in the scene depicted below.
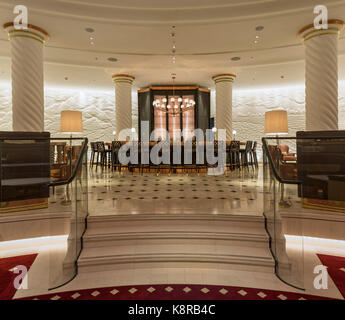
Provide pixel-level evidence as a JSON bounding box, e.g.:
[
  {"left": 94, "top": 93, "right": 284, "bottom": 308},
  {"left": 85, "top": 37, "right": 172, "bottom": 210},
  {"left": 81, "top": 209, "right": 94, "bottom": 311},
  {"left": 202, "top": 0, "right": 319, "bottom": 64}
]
[
  {"left": 298, "top": 19, "right": 344, "bottom": 42},
  {"left": 112, "top": 74, "right": 135, "bottom": 84},
  {"left": 212, "top": 73, "right": 236, "bottom": 83},
  {"left": 3, "top": 22, "right": 50, "bottom": 44}
]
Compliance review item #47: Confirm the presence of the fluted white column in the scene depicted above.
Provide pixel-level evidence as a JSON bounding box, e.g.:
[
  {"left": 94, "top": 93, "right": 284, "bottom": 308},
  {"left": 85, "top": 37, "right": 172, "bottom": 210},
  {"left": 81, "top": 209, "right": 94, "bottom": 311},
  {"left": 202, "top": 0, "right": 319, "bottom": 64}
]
[
  {"left": 299, "top": 19, "right": 344, "bottom": 131},
  {"left": 212, "top": 74, "right": 236, "bottom": 140},
  {"left": 3, "top": 22, "right": 49, "bottom": 132},
  {"left": 112, "top": 74, "right": 135, "bottom": 138}
]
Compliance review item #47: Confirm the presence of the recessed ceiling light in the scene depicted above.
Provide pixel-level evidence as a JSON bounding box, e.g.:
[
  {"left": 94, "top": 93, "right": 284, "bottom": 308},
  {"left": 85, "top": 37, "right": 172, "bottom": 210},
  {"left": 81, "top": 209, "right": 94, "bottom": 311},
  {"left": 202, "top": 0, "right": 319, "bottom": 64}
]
[
  {"left": 255, "top": 26, "right": 264, "bottom": 31},
  {"left": 231, "top": 57, "right": 241, "bottom": 61},
  {"left": 108, "top": 57, "right": 118, "bottom": 62},
  {"left": 85, "top": 27, "right": 95, "bottom": 33}
]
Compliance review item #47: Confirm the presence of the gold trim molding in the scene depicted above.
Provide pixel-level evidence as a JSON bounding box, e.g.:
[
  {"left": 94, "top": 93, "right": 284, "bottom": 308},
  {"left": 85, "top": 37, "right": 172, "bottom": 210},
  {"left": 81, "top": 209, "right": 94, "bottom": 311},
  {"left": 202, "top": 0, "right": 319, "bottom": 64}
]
[
  {"left": 138, "top": 86, "right": 210, "bottom": 92},
  {"left": 3, "top": 22, "right": 50, "bottom": 40},
  {"left": 212, "top": 73, "right": 236, "bottom": 80},
  {"left": 298, "top": 19, "right": 344, "bottom": 41},
  {"left": 112, "top": 74, "right": 135, "bottom": 80}
]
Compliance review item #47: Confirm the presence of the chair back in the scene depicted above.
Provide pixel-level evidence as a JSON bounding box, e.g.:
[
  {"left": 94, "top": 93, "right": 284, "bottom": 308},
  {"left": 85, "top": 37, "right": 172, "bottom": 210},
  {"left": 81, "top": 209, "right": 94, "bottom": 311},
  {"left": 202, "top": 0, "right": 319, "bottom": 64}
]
[
  {"left": 278, "top": 145, "right": 289, "bottom": 154},
  {"left": 90, "top": 142, "right": 97, "bottom": 152},
  {"left": 112, "top": 141, "right": 121, "bottom": 150},
  {"left": 230, "top": 140, "right": 240, "bottom": 151},
  {"left": 252, "top": 141, "right": 257, "bottom": 152},
  {"left": 245, "top": 141, "right": 253, "bottom": 152},
  {"left": 96, "top": 141, "right": 105, "bottom": 152}
]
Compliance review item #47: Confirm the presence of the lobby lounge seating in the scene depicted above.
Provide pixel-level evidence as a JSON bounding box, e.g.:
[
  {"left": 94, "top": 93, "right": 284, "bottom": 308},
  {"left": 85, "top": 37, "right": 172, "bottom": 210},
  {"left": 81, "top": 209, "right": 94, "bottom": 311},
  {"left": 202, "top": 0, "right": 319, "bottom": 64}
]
[
  {"left": 251, "top": 141, "right": 259, "bottom": 168},
  {"left": 240, "top": 141, "right": 253, "bottom": 168},
  {"left": 111, "top": 141, "right": 122, "bottom": 173},
  {"left": 229, "top": 140, "right": 241, "bottom": 171},
  {"left": 94, "top": 141, "right": 111, "bottom": 170},
  {"left": 106, "top": 140, "right": 257, "bottom": 175},
  {"left": 278, "top": 145, "right": 296, "bottom": 163}
]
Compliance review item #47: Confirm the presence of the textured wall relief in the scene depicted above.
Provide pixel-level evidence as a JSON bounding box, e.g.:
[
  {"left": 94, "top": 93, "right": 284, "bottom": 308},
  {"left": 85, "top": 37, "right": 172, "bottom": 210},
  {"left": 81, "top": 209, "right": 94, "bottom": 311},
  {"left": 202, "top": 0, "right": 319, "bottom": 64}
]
[
  {"left": 0, "top": 85, "right": 12, "bottom": 131},
  {"left": 0, "top": 83, "right": 344, "bottom": 159}
]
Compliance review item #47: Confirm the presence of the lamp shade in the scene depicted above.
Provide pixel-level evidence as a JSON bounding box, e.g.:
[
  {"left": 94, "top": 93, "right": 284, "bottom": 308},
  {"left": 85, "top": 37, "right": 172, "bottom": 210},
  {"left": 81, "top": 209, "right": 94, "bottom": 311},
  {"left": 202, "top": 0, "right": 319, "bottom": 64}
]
[
  {"left": 264, "top": 110, "right": 288, "bottom": 135},
  {"left": 60, "top": 110, "right": 83, "bottom": 133}
]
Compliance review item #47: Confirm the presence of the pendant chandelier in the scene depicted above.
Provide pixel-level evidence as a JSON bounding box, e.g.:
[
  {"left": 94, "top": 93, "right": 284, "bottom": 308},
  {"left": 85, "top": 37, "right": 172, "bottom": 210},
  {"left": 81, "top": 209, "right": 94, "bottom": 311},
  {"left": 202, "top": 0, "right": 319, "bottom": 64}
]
[{"left": 152, "top": 74, "right": 195, "bottom": 116}]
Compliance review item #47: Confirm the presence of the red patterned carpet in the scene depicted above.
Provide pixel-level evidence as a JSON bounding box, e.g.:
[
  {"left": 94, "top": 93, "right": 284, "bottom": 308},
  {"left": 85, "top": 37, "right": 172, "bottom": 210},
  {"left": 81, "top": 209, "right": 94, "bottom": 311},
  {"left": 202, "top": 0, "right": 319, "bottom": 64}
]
[
  {"left": 317, "top": 254, "right": 345, "bottom": 299},
  {"left": 19, "top": 284, "right": 333, "bottom": 300},
  {"left": 2, "top": 253, "right": 344, "bottom": 300},
  {"left": 0, "top": 254, "right": 38, "bottom": 300}
]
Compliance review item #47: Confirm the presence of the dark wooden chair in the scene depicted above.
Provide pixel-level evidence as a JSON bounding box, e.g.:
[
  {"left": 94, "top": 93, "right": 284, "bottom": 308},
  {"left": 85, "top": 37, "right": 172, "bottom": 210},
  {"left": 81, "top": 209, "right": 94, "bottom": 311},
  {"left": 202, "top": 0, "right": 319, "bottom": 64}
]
[
  {"left": 111, "top": 141, "right": 122, "bottom": 173},
  {"left": 240, "top": 141, "right": 253, "bottom": 168},
  {"left": 157, "top": 142, "right": 171, "bottom": 175},
  {"left": 89, "top": 142, "right": 99, "bottom": 168},
  {"left": 250, "top": 141, "right": 259, "bottom": 168},
  {"left": 182, "top": 142, "right": 197, "bottom": 175},
  {"left": 95, "top": 142, "right": 111, "bottom": 170},
  {"left": 140, "top": 142, "right": 151, "bottom": 174},
  {"left": 229, "top": 140, "right": 241, "bottom": 170}
]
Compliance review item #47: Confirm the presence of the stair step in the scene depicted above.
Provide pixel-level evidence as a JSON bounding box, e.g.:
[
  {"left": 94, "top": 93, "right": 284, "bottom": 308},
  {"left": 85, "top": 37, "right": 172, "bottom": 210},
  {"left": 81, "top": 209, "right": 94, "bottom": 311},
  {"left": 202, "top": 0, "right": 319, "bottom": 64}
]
[
  {"left": 86, "top": 213, "right": 265, "bottom": 234},
  {"left": 78, "top": 252, "right": 274, "bottom": 273},
  {"left": 78, "top": 212, "right": 274, "bottom": 273},
  {"left": 83, "top": 231, "right": 268, "bottom": 248}
]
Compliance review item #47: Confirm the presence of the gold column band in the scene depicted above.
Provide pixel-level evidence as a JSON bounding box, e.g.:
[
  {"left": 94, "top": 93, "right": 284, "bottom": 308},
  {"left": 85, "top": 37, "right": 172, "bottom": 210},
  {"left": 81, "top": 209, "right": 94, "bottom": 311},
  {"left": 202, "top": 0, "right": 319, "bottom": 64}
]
[
  {"left": 303, "top": 31, "right": 340, "bottom": 43},
  {"left": 8, "top": 34, "right": 45, "bottom": 44},
  {"left": 8, "top": 29, "right": 45, "bottom": 41}
]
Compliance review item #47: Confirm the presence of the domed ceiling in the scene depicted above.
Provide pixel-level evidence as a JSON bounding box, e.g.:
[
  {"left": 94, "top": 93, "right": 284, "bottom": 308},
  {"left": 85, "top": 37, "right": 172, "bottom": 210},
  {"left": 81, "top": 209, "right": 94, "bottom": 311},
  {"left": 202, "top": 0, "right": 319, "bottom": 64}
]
[{"left": 0, "top": 0, "right": 344, "bottom": 89}]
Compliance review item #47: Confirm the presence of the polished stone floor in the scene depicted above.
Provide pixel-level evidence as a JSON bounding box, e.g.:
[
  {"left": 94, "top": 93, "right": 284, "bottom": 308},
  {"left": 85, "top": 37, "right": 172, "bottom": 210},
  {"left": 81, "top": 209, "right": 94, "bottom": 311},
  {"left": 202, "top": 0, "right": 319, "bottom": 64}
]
[
  {"left": 86, "top": 167, "right": 263, "bottom": 216},
  {"left": 3, "top": 166, "right": 345, "bottom": 300}
]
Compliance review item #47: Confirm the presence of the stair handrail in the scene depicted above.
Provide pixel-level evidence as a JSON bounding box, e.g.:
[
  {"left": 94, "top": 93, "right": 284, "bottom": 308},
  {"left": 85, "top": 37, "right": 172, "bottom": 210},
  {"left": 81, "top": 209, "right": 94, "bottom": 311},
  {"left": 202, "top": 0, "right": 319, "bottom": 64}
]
[
  {"left": 261, "top": 137, "right": 302, "bottom": 185},
  {"left": 49, "top": 137, "right": 88, "bottom": 186}
]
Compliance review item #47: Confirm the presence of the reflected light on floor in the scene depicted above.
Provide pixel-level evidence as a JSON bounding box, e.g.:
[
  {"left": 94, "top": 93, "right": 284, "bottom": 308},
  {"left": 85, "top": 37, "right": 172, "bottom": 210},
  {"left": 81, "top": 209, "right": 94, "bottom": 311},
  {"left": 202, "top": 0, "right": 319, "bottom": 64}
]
[
  {"left": 285, "top": 235, "right": 345, "bottom": 255},
  {"left": 0, "top": 235, "right": 68, "bottom": 256}
]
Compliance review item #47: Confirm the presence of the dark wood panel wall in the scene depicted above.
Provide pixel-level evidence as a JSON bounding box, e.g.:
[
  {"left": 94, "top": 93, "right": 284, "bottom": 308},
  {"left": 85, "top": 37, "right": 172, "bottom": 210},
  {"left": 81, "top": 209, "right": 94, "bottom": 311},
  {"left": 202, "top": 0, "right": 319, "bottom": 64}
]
[{"left": 138, "top": 86, "right": 211, "bottom": 140}]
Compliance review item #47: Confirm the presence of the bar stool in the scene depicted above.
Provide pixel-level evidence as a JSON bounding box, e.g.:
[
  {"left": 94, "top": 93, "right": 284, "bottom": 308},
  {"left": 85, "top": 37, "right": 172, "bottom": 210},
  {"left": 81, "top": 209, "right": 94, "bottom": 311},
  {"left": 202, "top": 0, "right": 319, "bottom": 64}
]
[
  {"left": 128, "top": 141, "right": 140, "bottom": 174},
  {"left": 140, "top": 142, "right": 151, "bottom": 174},
  {"left": 183, "top": 142, "right": 197, "bottom": 175},
  {"left": 90, "top": 142, "right": 98, "bottom": 168},
  {"left": 111, "top": 141, "right": 122, "bottom": 173},
  {"left": 251, "top": 141, "right": 259, "bottom": 168},
  {"left": 96, "top": 142, "right": 111, "bottom": 170},
  {"left": 229, "top": 140, "right": 241, "bottom": 171},
  {"left": 240, "top": 141, "right": 253, "bottom": 168},
  {"left": 157, "top": 142, "right": 171, "bottom": 175}
]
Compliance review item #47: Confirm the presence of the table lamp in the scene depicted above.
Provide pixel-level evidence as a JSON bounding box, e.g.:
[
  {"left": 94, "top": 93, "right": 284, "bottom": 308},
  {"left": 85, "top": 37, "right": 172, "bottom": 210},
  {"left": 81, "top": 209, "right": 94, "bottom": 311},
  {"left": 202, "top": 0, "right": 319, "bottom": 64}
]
[
  {"left": 60, "top": 110, "right": 83, "bottom": 205},
  {"left": 60, "top": 110, "right": 83, "bottom": 139},
  {"left": 264, "top": 110, "right": 288, "bottom": 145}
]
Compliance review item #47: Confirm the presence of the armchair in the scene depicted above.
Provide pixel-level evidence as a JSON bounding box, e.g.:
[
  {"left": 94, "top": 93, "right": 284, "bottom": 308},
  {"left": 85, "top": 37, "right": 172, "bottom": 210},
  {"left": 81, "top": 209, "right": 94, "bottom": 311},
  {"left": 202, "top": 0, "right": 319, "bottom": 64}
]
[{"left": 278, "top": 145, "right": 296, "bottom": 163}]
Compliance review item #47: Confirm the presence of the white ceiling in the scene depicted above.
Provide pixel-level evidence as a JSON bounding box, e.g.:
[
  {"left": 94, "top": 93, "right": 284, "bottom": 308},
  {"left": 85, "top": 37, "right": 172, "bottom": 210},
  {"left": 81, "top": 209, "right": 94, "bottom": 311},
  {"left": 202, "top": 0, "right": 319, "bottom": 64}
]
[{"left": 0, "top": 0, "right": 344, "bottom": 90}]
